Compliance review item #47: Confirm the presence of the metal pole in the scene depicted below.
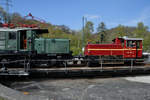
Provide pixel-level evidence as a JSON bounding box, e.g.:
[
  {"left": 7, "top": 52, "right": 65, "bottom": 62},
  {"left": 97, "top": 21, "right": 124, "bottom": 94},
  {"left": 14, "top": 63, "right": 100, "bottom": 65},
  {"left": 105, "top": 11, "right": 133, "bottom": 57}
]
[
  {"left": 5, "top": 0, "right": 11, "bottom": 23},
  {"left": 82, "top": 16, "right": 85, "bottom": 54}
]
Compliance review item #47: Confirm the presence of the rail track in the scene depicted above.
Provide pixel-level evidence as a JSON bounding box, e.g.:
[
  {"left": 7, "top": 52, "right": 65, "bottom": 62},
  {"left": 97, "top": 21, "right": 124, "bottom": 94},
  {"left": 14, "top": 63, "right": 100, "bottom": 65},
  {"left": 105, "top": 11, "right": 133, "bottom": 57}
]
[
  {"left": 0, "top": 58, "right": 150, "bottom": 77},
  {"left": 1, "top": 65, "right": 150, "bottom": 77}
]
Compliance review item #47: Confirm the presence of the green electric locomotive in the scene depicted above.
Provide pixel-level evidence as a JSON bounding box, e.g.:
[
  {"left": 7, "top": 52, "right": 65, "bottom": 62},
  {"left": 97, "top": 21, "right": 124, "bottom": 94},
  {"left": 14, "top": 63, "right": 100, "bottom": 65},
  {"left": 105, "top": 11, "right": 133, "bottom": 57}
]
[{"left": 0, "top": 28, "right": 72, "bottom": 67}]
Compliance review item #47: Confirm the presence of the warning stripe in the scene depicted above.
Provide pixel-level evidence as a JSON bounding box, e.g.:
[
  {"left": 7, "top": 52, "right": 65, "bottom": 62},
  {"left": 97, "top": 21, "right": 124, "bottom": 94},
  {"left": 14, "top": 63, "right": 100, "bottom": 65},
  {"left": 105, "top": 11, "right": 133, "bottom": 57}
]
[{"left": 88, "top": 49, "right": 142, "bottom": 51}]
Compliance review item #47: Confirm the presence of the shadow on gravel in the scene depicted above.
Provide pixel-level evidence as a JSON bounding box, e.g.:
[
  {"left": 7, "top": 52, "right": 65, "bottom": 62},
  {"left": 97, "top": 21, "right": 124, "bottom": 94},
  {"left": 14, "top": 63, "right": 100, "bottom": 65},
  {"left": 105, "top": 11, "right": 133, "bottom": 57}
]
[{"left": 1, "top": 70, "right": 150, "bottom": 86}]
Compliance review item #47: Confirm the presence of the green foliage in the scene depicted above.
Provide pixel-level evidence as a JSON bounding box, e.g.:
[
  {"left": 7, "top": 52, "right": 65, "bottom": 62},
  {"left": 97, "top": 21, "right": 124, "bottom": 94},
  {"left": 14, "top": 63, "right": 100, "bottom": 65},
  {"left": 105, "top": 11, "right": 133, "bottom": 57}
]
[
  {"left": 0, "top": 6, "right": 7, "bottom": 23},
  {"left": 97, "top": 22, "right": 106, "bottom": 33},
  {"left": 133, "top": 22, "right": 148, "bottom": 38},
  {"left": 143, "top": 35, "right": 150, "bottom": 52},
  {"left": 115, "top": 24, "right": 126, "bottom": 37},
  {"left": 84, "top": 21, "right": 94, "bottom": 40},
  {"left": 132, "top": 22, "right": 150, "bottom": 52},
  {"left": 97, "top": 22, "right": 107, "bottom": 43},
  {"left": 10, "top": 13, "right": 23, "bottom": 25}
]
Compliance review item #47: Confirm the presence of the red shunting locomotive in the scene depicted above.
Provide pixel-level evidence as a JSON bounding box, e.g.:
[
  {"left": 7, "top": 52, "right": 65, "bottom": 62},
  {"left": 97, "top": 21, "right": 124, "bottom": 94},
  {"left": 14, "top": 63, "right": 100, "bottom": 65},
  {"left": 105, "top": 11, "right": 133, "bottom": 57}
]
[{"left": 84, "top": 37, "right": 143, "bottom": 66}]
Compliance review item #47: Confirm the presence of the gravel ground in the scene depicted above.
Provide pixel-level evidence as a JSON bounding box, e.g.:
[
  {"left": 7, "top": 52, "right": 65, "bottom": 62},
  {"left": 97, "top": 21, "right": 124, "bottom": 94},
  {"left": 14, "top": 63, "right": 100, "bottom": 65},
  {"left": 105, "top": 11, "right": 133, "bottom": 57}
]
[
  {"left": 6, "top": 76, "right": 150, "bottom": 100},
  {"left": 0, "top": 97, "right": 7, "bottom": 100},
  {"left": 126, "top": 76, "right": 150, "bottom": 84}
]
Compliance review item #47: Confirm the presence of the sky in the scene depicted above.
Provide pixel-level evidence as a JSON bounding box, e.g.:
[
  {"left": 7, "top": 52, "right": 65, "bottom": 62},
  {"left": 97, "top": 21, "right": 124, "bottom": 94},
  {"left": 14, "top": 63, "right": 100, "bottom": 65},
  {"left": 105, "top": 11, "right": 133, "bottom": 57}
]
[{"left": 2, "top": 0, "right": 150, "bottom": 30}]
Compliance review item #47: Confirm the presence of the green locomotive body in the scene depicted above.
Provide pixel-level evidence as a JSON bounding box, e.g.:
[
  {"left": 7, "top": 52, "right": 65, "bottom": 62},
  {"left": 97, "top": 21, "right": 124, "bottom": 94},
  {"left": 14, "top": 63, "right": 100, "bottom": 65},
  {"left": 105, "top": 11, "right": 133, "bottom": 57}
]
[
  {"left": 35, "top": 38, "right": 70, "bottom": 54},
  {"left": 0, "top": 28, "right": 72, "bottom": 66}
]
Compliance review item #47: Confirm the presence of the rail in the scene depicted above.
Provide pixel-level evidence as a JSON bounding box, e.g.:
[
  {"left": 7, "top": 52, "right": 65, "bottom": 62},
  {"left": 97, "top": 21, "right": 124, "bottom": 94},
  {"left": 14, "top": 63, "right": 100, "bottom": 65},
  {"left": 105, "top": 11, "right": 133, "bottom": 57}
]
[{"left": 0, "top": 58, "right": 147, "bottom": 76}]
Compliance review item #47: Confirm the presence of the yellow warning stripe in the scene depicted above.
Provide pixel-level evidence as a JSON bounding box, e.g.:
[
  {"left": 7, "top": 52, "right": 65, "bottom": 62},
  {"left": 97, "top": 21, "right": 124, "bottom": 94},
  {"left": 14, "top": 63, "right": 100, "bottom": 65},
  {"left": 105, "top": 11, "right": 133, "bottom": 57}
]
[{"left": 88, "top": 49, "right": 142, "bottom": 51}]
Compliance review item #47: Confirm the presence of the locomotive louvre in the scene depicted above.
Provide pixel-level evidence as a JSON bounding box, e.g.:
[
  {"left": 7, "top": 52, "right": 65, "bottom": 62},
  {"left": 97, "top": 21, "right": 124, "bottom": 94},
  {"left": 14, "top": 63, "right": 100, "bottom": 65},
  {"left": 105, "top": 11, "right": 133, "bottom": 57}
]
[
  {"left": 0, "top": 28, "right": 72, "bottom": 67},
  {"left": 84, "top": 37, "right": 143, "bottom": 66}
]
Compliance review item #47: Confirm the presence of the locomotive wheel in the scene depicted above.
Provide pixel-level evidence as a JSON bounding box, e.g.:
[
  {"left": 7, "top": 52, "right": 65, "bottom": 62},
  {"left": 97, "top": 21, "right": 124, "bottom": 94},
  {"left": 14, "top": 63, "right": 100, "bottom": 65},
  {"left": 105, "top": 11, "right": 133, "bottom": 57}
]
[
  {"left": 87, "top": 59, "right": 99, "bottom": 67},
  {"left": 87, "top": 61, "right": 92, "bottom": 67},
  {"left": 48, "top": 59, "right": 56, "bottom": 67},
  {"left": 87, "top": 61, "right": 99, "bottom": 67},
  {"left": 1, "top": 58, "right": 8, "bottom": 63},
  {"left": 56, "top": 61, "right": 66, "bottom": 67}
]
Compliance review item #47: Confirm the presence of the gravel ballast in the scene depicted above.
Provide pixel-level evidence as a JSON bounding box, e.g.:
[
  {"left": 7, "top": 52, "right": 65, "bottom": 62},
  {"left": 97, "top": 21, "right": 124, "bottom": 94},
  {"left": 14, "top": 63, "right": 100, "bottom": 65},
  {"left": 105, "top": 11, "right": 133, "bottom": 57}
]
[{"left": 3, "top": 76, "right": 150, "bottom": 100}]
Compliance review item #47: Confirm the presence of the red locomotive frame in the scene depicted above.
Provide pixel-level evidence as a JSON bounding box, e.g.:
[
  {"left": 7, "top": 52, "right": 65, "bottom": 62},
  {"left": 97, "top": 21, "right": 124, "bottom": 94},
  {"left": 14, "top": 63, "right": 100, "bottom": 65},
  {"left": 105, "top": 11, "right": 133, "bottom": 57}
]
[{"left": 84, "top": 37, "right": 143, "bottom": 59}]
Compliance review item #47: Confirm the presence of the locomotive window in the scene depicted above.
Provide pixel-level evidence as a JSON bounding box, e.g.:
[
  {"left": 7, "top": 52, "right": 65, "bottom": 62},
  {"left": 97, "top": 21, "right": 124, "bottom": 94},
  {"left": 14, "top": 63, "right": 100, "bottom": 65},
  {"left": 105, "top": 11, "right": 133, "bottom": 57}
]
[
  {"left": 127, "top": 41, "right": 132, "bottom": 47},
  {"left": 127, "top": 40, "right": 137, "bottom": 48},
  {"left": 9, "top": 32, "right": 16, "bottom": 40},
  {"left": 136, "top": 41, "right": 140, "bottom": 49},
  {"left": 121, "top": 39, "right": 124, "bottom": 47}
]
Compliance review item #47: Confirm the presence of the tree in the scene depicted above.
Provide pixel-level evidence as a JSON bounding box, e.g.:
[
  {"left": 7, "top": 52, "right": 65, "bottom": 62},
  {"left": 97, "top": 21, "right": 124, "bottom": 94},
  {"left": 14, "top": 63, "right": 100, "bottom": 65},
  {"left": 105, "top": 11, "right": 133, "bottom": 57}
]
[
  {"left": 133, "top": 22, "right": 150, "bottom": 51},
  {"left": 84, "top": 21, "right": 94, "bottom": 40},
  {"left": 10, "top": 13, "right": 23, "bottom": 25},
  {"left": 137, "top": 22, "right": 148, "bottom": 30},
  {"left": 57, "top": 25, "right": 71, "bottom": 34},
  {"left": 133, "top": 22, "right": 148, "bottom": 38},
  {"left": 97, "top": 22, "right": 107, "bottom": 43},
  {"left": 97, "top": 22, "right": 106, "bottom": 33},
  {"left": 115, "top": 24, "right": 126, "bottom": 37},
  {"left": 0, "top": 6, "right": 7, "bottom": 23}
]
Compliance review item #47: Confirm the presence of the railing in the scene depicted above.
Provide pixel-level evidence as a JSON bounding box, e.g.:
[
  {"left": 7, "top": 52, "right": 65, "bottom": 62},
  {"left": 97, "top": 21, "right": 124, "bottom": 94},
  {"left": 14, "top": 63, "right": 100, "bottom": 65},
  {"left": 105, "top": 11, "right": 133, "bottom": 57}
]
[{"left": 0, "top": 59, "right": 30, "bottom": 75}]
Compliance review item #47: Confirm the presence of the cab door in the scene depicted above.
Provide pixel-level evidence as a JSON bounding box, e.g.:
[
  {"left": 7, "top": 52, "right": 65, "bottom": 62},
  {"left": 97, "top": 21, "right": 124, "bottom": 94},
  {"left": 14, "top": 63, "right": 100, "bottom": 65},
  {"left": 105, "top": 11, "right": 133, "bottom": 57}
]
[
  {"left": 124, "top": 40, "right": 136, "bottom": 58},
  {"left": 26, "top": 30, "right": 35, "bottom": 51},
  {"left": 135, "top": 41, "right": 142, "bottom": 58}
]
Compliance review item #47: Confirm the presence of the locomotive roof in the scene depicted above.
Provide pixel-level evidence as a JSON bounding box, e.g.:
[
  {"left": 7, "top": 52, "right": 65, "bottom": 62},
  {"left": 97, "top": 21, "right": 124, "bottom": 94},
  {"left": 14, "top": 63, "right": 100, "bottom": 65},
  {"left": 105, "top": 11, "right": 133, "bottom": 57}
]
[
  {"left": 0, "top": 28, "right": 36, "bottom": 31},
  {"left": 121, "top": 37, "right": 143, "bottom": 41},
  {"left": 0, "top": 28, "right": 48, "bottom": 32}
]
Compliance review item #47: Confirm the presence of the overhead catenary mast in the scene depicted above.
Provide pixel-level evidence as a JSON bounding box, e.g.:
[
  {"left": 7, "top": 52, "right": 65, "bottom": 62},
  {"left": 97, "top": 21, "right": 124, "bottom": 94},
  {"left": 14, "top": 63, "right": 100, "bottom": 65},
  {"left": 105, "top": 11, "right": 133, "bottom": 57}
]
[
  {"left": 82, "top": 16, "right": 85, "bottom": 53},
  {"left": 82, "top": 16, "right": 87, "bottom": 54},
  {"left": 6, "top": 0, "right": 12, "bottom": 23},
  {"left": 0, "top": 0, "right": 12, "bottom": 23}
]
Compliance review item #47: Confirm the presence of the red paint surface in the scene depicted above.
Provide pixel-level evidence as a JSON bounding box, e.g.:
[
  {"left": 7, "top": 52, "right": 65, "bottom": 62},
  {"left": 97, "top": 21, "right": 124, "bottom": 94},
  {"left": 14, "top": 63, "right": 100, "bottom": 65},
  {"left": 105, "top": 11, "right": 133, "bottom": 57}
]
[{"left": 84, "top": 38, "right": 142, "bottom": 59}]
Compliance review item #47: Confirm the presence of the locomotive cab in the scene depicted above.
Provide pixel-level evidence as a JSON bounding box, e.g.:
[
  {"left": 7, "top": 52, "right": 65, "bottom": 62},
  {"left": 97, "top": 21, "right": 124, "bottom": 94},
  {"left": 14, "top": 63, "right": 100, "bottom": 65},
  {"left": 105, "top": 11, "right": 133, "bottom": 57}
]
[
  {"left": 121, "top": 37, "right": 143, "bottom": 59},
  {"left": 114, "top": 37, "right": 143, "bottom": 58},
  {"left": 0, "top": 28, "right": 49, "bottom": 53}
]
